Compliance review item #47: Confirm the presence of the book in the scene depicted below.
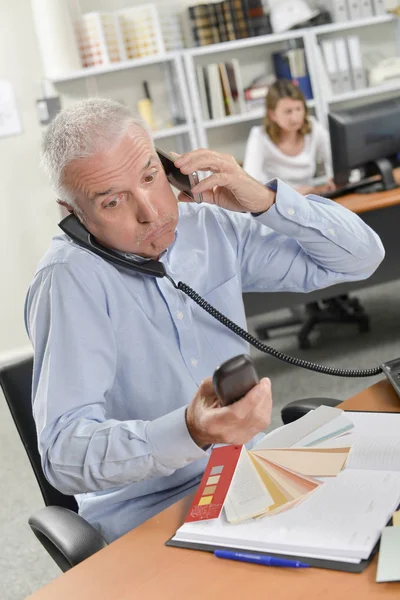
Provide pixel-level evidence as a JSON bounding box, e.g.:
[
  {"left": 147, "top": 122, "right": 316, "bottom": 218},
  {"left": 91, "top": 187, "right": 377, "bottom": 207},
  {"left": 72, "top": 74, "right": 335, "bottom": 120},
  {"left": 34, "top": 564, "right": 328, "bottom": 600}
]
[
  {"left": 214, "top": 1, "right": 229, "bottom": 42},
  {"left": 169, "top": 411, "right": 400, "bottom": 570},
  {"left": 207, "top": 63, "right": 226, "bottom": 119},
  {"left": 218, "top": 62, "right": 235, "bottom": 116},
  {"left": 273, "top": 48, "right": 314, "bottom": 100},
  {"left": 225, "top": 59, "right": 246, "bottom": 113},
  {"left": 188, "top": 3, "right": 220, "bottom": 47},
  {"left": 221, "top": 0, "right": 236, "bottom": 41},
  {"left": 242, "top": 0, "right": 271, "bottom": 36},
  {"left": 196, "top": 65, "right": 211, "bottom": 120},
  {"left": 229, "top": 0, "right": 249, "bottom": 39}
]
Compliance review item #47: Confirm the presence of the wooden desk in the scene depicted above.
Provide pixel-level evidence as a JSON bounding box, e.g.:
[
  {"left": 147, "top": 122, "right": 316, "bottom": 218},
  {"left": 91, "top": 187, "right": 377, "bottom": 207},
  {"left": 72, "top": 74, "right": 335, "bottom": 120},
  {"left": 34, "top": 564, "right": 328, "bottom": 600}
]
[
  {"left": 28, "top": 380, "right": 400, "bottom": 600},
  {"left": 244, "top": 180, "right": 400, "bottom": 316}
]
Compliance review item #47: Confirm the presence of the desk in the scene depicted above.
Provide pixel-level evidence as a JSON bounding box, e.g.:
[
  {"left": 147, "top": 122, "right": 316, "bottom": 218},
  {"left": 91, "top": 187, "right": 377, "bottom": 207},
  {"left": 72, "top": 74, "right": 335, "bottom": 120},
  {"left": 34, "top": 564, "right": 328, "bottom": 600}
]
[
  {"left": 28, "top": 380, "right": 400, "bottom": 600},
  {"left": 243, "top": 180, "right": 400, "bottom": 317}
]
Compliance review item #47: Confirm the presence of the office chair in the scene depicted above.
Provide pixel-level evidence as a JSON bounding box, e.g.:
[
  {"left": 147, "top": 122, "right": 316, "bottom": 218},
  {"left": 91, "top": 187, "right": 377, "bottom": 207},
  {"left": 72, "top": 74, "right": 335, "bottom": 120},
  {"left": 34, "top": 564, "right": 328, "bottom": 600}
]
[
  {"left": 256, "top": 294, "right": 370, "bottom": 349},
  {"left": 281, "top": 397, "right": 341, "bottom": 424},
  {"left": 0, "top": 357, "right": 107, "bottom": 572}
]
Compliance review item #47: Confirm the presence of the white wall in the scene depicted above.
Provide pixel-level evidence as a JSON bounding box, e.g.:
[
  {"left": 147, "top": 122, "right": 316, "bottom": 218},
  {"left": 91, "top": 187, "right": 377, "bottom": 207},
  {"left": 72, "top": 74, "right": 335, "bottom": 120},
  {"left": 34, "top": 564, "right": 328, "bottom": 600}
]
[{"left": 0, "top": 0, "right": 60, "bottom": 361}]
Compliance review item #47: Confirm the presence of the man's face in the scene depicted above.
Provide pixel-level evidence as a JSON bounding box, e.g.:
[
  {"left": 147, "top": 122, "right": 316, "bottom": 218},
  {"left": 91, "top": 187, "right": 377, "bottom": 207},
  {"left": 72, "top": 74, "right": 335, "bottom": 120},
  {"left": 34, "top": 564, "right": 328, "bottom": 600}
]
[{"left": 62, "top": 128, "right": 179, "bottom": 259}]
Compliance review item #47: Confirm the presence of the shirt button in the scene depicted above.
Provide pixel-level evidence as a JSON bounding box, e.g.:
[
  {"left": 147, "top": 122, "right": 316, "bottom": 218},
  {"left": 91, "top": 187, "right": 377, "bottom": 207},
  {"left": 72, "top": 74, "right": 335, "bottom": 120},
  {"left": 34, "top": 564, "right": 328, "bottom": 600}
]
[
  {"left": 176, "top": 311, "right": 184, "bottom": 320},
  {"left": 191, "top": 358, "right": 198, "bottom": 367},
  {"left": 287, "top": 208, "right": 295, "bottom": 216},
  {"left": 328, "top": 228, "right": 335, "bottom": 236}
]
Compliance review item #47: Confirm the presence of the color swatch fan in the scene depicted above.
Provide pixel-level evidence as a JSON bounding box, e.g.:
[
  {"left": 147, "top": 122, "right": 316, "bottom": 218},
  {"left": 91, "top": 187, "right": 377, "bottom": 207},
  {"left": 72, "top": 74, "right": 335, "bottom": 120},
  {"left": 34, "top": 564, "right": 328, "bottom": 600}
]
[{"left": 185, "top": 405, "right": 353, "bottom": 524}]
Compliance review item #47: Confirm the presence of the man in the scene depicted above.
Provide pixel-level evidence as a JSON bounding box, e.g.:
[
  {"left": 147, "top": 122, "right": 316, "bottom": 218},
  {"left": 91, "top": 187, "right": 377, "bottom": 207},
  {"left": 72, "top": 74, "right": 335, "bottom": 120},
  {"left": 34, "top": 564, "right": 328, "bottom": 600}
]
[{"left": 26, "top": 98, "right": 384, "bottom": 542}]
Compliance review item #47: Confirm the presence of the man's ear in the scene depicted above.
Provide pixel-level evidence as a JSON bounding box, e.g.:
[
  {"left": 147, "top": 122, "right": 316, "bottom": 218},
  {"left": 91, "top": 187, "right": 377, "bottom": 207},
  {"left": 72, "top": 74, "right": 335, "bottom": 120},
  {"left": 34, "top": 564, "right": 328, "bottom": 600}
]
[{"left": 56, "top": 199, "right": 74, "bottom": 214}]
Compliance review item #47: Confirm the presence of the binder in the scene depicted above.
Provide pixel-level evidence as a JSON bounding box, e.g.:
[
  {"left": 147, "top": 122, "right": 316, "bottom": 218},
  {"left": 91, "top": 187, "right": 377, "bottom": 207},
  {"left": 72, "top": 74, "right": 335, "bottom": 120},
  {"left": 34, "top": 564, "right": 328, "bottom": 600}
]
[
  {"left": 360, "top": 0, "right": 373, "bottom": 17},
  {"left": 325, "top": 0, "right": 349, "bottom": 22},
  {"left": 334, "top": 38, "right": 353, "bottom": 93},
  {"left": 347, "top": 35, "right": 367, "bottom": 90},
  {"left": 314, "top": 43, "right": 333, "bottom": 98},
  {"left": 371, "top": 0, "right": 386, "bottom": 14},
  {"left": 321, "top": 39, "right": 342, "bottom": 96},
  {"left": 346, "top": 0, "right": 362, "bottom": 19}
]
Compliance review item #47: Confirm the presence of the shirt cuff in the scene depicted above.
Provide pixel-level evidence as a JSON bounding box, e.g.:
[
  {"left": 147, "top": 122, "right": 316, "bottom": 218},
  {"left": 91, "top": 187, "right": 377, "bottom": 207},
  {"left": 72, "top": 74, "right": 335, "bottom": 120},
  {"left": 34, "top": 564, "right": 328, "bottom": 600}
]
[
  {"left": 251, "top": 178, "right": 278, "bottom": 217},
  {"left": 252, "top": 178, "right": 312, "bottom": 234},
  {"left": 146, "top": 405, "right": 209, "bottom": 469}
]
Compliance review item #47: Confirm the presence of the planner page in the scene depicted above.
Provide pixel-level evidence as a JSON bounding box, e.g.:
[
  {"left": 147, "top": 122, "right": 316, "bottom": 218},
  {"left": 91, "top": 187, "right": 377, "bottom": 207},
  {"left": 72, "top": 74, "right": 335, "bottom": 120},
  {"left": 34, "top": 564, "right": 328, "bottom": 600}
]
[
  {"left": 317, "top": 412, "right": 400, "bottom": 472},
  {"left": 173, "top": 470, "right": 400, "bottom": 561}
]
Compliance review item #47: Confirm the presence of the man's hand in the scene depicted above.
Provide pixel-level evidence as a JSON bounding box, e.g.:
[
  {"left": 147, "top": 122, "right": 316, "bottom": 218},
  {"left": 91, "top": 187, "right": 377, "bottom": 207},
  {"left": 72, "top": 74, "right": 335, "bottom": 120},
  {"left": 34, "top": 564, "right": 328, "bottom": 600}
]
[
  {"left": 186, "top": 377, "right": 272, "bottom": 448},
  {"left": 174, "top": 148, "right": 276, "bottom": 214}
]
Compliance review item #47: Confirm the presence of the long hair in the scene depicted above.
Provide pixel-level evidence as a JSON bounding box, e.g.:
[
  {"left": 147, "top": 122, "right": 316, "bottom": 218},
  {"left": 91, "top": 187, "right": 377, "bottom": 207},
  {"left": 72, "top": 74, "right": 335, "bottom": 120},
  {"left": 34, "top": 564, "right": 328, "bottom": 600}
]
[{"left": 264, "top": 80, "right": 311, "bottom": 144}]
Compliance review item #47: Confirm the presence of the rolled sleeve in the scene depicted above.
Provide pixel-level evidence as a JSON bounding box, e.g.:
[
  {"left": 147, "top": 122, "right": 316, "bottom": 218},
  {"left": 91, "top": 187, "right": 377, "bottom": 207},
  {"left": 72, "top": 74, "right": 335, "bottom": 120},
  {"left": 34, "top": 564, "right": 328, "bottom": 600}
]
[{"left": 146, "top": 406, "right": 209, "bottom": 470}]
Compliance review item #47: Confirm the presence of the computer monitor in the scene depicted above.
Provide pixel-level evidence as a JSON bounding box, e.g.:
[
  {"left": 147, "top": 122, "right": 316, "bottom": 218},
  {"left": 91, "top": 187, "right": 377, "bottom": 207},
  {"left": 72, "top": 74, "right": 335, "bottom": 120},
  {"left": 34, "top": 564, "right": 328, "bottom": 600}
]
[{"left": 328, "top": 97, "right": 400, "bottom": 193}]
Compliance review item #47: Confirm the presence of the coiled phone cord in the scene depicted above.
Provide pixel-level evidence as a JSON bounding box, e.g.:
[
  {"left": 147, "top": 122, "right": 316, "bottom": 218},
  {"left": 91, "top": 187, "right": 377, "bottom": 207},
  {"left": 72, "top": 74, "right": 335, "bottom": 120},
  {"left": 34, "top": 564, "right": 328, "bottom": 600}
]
[{"left": 166, "top": 276, "right": 382, "bottom": 379}]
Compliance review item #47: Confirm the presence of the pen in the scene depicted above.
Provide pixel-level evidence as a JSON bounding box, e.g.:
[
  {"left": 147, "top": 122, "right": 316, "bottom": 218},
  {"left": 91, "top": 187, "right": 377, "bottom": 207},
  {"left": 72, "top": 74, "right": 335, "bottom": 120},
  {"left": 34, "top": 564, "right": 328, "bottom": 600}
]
[{"left": 214, "top": 550, "right": 310, "bottom": 568}]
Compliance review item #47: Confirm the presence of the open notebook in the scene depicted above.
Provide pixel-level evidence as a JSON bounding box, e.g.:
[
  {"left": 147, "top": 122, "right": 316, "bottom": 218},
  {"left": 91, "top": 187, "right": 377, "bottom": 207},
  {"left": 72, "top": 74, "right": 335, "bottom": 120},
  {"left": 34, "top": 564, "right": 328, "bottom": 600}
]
[{"left": 167, "top": 412, "right": 400, "bottom": 572}]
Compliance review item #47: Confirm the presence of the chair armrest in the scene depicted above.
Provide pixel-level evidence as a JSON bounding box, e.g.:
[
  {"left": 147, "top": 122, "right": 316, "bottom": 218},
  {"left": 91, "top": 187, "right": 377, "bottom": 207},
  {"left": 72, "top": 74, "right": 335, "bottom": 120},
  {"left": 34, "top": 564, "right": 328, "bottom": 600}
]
[
  {"left": 29, "top": 505, "right": 108, "bottom": 572},
  {"left": 281, "top": 397, "right": 341, "bottom": 424}
]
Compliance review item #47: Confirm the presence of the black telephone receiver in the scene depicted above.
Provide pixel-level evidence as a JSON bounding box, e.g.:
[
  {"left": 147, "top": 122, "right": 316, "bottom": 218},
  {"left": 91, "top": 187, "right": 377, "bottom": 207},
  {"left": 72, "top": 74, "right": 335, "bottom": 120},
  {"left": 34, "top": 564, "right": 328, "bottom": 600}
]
[
  {"left": 58, "top": 213, "right": 384, "bottom": 380},
  {"left": 59, "top": 214, "right": 166, "bottom": 278}
]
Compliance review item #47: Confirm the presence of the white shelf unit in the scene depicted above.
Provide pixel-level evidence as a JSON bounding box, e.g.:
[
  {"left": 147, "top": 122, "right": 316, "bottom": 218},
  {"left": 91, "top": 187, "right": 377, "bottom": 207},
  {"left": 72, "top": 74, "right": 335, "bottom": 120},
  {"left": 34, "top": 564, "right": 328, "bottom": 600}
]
[
  {"left": 45, "top": 14, "right": 400, "bottom": 159},
  {"left": 329, "top": 79, "right": 400, "bottom": 104},
  {"left": 49, "top": 52, "right": 197, "bottom": 152},
  {"left": 309, "top": 14, "right": 400, "bottom": 127},
  {"left": 183, "top": 14, "right": 399, "bottom": 159},
  {"left": 184, "top": 29, "right": 324, "bottom": 156}
]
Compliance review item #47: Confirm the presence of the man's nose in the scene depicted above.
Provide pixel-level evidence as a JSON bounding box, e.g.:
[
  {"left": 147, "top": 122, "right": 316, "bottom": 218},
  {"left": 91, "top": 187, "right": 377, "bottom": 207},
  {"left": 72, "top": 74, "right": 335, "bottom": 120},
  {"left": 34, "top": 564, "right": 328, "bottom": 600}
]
[{"left": 134, "top": 194, "right": 159, "bottom": 223}]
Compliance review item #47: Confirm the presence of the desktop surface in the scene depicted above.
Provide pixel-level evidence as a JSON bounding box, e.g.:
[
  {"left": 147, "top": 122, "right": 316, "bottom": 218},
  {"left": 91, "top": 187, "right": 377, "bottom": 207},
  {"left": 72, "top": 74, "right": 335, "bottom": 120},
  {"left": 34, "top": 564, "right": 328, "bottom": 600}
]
[{"left": 28, "top": 380, "right": 400, "bottom": 600}]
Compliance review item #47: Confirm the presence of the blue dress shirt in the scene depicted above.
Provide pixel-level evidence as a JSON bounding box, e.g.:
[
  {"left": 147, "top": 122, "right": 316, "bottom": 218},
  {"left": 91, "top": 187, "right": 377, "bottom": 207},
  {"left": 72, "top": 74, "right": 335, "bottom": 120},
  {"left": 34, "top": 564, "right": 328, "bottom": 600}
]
[{"left": 25, "top": 180, "right": 384, "bottom": 541}]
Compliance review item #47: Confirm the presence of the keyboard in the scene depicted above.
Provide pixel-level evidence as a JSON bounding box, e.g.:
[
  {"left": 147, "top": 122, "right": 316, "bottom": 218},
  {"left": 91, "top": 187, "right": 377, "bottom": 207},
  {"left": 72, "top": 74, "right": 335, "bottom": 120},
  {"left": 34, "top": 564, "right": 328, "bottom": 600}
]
[{"left": 324, "top": 179, "right": 385, "bottom": 200}]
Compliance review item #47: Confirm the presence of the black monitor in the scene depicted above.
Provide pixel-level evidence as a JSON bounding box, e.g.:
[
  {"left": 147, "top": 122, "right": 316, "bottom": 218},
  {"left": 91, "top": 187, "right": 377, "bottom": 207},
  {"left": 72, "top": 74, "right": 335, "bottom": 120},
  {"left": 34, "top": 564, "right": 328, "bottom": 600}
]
[{"left": 328, "top": 97, "right": 400, "bottom": 194}]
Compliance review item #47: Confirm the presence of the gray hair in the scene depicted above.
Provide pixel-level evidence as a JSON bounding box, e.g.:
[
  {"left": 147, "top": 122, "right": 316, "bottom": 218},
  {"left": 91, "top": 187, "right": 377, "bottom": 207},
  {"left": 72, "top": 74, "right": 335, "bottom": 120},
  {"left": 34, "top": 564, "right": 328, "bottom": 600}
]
[{"left": 41, "top": 98, "right": 152, "bottom": 211}]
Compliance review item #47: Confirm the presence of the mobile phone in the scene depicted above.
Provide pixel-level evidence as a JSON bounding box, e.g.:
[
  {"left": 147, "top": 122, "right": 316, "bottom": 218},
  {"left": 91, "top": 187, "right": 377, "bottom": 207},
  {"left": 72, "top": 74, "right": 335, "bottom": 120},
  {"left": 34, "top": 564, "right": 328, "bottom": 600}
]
[
  {"left": 213, "top": 354, "right": 260, "bottom": 407},
  {"left": 156, "top": 148, "right": 203, "bottom": 203}
]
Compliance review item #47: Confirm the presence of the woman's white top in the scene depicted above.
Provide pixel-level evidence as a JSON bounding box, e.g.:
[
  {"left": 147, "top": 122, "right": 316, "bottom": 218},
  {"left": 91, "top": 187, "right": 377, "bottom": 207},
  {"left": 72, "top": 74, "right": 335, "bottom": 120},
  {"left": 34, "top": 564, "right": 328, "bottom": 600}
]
[{"left": 243, "top": 117, "right": 333, "bottom": 187}]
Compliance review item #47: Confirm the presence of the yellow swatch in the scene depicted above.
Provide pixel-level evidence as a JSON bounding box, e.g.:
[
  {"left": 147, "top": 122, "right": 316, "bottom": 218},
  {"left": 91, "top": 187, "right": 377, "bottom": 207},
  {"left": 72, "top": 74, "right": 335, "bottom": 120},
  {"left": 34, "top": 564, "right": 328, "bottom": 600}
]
[
  {"left": 253, "top": 447, "right": 351, "bottom": 477},
  {"left": 393, "top": 511, "right": 400, "bottom": 526}
]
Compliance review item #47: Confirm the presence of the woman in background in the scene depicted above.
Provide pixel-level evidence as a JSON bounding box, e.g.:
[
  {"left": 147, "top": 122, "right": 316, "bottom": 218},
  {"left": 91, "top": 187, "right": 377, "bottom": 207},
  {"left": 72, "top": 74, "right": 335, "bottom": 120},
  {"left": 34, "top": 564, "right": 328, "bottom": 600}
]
[{"left": 243, "top": 79, "right": 335, "bottom": 195}]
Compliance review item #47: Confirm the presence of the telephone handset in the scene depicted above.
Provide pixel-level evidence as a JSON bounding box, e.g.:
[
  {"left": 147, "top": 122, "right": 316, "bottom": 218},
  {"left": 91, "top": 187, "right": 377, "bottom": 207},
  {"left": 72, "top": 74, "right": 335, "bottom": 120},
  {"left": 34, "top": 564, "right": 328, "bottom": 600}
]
[
  {"left": 58, "top": 213, "right": 383, "bottom": 380},
  {"left": 59, "top": 214, "right": 166, "bottom": 278}
]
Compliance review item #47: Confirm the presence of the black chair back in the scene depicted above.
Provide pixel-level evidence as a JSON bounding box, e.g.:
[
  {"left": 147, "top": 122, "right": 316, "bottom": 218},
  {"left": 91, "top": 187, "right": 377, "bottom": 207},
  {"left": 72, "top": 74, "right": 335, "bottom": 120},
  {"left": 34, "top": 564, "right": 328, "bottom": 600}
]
[{"left": 0, "top": 357, "right": 78, "bottom": 512}]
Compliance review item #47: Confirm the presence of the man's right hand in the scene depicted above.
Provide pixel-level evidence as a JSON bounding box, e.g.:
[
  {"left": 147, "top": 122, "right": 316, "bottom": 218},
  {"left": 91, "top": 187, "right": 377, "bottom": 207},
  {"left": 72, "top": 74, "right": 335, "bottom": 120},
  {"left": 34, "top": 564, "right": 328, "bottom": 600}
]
[{"left": 185, "top": 377, "right": 272, "bottom": 448}]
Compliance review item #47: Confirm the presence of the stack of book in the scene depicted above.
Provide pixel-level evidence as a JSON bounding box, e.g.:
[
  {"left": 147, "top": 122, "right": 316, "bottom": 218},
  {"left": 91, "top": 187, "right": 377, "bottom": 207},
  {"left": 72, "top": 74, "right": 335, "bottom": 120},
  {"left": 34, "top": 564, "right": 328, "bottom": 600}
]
[
  {"left": 196, "top": 59, "right": 246, "bottom": 120},
  {"left": 187, "top": 1, "right": 271, "bottom": 47},
  {"left": 273, "top": 46, "right": 313, "bottom": 100}
]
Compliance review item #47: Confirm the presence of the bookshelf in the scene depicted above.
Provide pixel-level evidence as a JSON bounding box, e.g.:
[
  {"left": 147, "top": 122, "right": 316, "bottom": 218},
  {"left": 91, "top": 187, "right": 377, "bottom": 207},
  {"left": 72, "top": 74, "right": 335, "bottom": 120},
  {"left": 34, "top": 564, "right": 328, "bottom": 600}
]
[
  {"left": 49, "top": 52, "right": 197, "bottom": 153},
  {"left": 45, "top": 14, "right": 400, "bottom": 161},
  {"left": 183, "top": 13, "right": 400, "bottom": 160}
]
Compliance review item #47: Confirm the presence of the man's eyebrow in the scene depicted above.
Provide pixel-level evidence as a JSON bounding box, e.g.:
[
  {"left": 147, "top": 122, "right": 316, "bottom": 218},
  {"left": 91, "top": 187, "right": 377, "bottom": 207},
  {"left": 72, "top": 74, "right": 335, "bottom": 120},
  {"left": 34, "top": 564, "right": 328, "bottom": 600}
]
[
  {"left": 90, "top": 187, "right": 115, "bottom": 203},
  {"left": 141, "top": 156, "right": 153, "bottom": 172},
  {"left": 89, "top": 156, "right": 153, "bottom": 202}
]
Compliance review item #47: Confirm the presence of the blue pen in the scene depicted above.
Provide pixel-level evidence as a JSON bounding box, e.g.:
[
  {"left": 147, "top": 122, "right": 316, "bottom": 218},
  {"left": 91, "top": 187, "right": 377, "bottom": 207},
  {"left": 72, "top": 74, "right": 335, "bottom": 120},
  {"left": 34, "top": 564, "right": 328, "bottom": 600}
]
[{"left": 214, "top": 550, "right": 310, "bottom": 568}]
